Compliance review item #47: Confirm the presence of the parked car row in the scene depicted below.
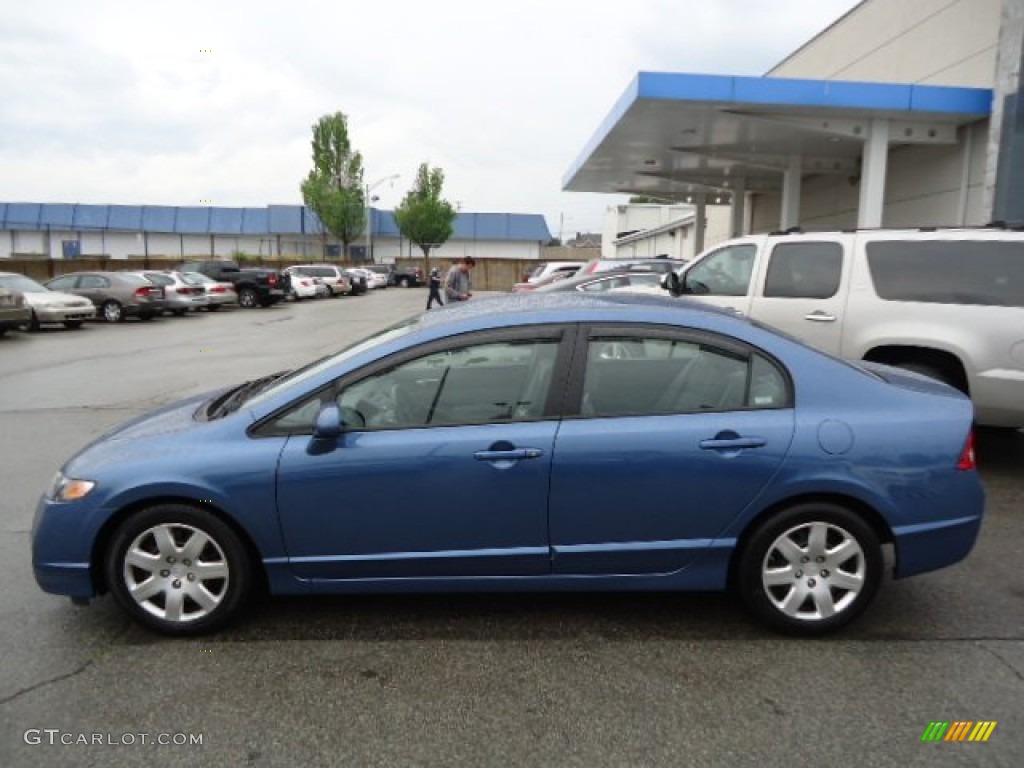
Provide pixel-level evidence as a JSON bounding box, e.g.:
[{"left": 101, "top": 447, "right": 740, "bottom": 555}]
[{"left": 0, "top": 262, "right": 389, "bottom": 334}]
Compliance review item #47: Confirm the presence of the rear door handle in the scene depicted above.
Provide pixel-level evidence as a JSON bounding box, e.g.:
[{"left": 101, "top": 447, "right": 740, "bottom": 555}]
[
  {"left": 473, "top": 448, "right": 543, "bottom": 461},
  {"left": 699, "top": 437, "right": 767, "bottom": 451},
  {"left": 805, "top": 311, "right": 836, "bottom": 322}
]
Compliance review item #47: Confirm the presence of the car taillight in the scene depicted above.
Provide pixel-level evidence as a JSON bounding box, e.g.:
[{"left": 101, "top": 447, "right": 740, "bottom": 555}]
[
  {"left": 587, "top": 263, "right": 598, "bottom": 274},
  {"left": 134, "top": 287, "right": 153, "bottom": 298},
  {"left": 211, "top": 285, "right": 226, "bottom": 293},
  {"left": 957, "top": 431, "right": 976, "bottom": 470},
  {"left": 269, "top": 275, "right": 278, "bottom": 287}
]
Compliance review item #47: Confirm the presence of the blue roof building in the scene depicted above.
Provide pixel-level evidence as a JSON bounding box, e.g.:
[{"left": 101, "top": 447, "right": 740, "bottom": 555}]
[{"left": 0, "top": 203, "right": 552, "bottom": 262}]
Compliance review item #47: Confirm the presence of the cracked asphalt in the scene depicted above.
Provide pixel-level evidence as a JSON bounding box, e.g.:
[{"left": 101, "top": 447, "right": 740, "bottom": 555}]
[{"left": 1, "top": 288, "right": 1022, "bottom": 767}]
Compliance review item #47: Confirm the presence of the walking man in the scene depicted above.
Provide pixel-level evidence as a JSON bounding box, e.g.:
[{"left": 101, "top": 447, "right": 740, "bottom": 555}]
[{"left": 426, "top": 267, "right": 444, "bottom": 309}]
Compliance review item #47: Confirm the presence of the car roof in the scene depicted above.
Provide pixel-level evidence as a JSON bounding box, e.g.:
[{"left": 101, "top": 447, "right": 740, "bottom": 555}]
[{"left": 415, "top": 291, "right": 741, "bottom": 333}]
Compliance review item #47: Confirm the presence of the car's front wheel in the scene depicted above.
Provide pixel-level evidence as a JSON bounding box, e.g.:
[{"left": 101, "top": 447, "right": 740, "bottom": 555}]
[
  {"left": 737, "top": 503, "right": 882, "bottom": 635},
  {"left": 105, "top": 505, "right": 254, "bottom": 635}
]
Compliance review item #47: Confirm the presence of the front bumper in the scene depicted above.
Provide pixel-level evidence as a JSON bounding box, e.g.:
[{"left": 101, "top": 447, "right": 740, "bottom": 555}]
[
  {"left": 0, "top": 307, "right": 31, "bottom": 329},
  {"left": 31, "top": 495, "right": 99, "bottom": 598},
  {"left": 32, "top": 304, "right": 96, "bottom": 323}
]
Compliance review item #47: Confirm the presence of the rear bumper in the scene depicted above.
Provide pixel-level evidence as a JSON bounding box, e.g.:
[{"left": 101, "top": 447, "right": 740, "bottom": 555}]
[{"left": 894, "top": 515, "right": 982, "bottom": 578}]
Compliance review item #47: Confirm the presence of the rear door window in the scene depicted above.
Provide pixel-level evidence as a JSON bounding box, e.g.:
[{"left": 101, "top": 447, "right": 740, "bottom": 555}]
[
  {"left": 763, "top": 242, "right": 843, "bottom": 299},
  {"left": 867, "top": 240, "right": 1024, "bottom": 307}
]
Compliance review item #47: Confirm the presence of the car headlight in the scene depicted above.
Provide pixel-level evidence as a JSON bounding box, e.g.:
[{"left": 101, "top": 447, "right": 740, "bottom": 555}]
[{"left": 47, "top": 472, "right": 96, "bottom": 502}]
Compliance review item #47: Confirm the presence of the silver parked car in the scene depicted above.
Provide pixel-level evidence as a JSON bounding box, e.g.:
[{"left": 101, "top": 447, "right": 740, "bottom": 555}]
[
  {"left": 0, "top": 272, "right": 96, "bottom": 330},
  {"left": 122, "top": 271, "right": 209, "bottom": 315},
  {"left": 181, "top": 272, "right": 238, "bottom": 310}
]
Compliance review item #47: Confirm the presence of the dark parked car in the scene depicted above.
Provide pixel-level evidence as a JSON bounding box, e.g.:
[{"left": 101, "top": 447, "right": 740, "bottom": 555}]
[
  {"left": 32, "top": 293, "right": 982, "bottom": 636},
  {"left": 372, "top": 264, "right": 423, "bottom": 288},
  {"left": 180, "top": 260, "right": 286, "bottom": 309},
  {"left": 44, "top": 271, "right": 166, "bottom": 323}
]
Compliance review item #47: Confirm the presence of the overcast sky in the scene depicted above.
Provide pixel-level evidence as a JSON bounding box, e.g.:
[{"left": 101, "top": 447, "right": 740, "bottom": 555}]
[{"left": 0, "top": 0, "right": 861, "bottom": 238}]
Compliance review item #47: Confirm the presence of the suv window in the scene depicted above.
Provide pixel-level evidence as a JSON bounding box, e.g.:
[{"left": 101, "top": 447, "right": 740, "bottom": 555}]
[
  {"left": 581, "top": 334, "right": 789, "bottom": 416},
  {"left": 763, "top": 242, "right": 843, "bottom": 299},
  {"left": 867, "top": 240, "right": 1024, "bottom": 307},
  {"left": 684, "top": 244, "right": 757, "bottom": 296}
]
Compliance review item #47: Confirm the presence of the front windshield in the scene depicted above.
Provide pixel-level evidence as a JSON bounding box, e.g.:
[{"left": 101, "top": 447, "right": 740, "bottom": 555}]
[
  {"left": 0, "top": 274, "right": 48, "bottom": 293},
  {"left": 243, "top": 316, "right": 420, "bottom": 410}
]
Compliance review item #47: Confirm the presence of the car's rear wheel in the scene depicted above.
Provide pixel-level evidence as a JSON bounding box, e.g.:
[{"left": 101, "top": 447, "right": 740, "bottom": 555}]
[
  {"left": 399, "top": 276, "right": 411, "bottom": 288},
  {"left": 105, "top": 505, "right": 253, "bottom": 635},
  {"left": 101, "top": 300, "right": 124, "bottom": 323},
  {"left": 63, "top": 320, "right": 83, "bottom": 329},
  {"left": 207, "top": 304, "right": 221, "bottom": 312},
  {"left": 238, "top": 288, "right": 258, "bottom": 309},
  {"left": 737, "top": 503, "right": 882, "bottom": 635}
]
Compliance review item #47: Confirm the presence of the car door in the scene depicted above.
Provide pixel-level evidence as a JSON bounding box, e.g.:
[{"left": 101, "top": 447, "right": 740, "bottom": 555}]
[
  {"left": 75, "top": 274, "right": 110, "bottom": 306},
  {"left": 271, "top": 327, "right": 573, "bottom": 580},
  {"left": 679, "top": 242, "right": 760, "bottom": 315},
  {"left": 549, "top": 325, "right": 795, "bottom": 575},
  {"left": 746, "top": 238, "right": 851, "bottom": 356}
]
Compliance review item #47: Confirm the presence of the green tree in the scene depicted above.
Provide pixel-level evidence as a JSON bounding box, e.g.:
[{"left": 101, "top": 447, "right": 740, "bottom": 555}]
[
  {"left": 393, "top": 163, "right": 458, "bottom": 272},
  {"left": 300, "top": 112, "right": 365, "bottom": 260}
]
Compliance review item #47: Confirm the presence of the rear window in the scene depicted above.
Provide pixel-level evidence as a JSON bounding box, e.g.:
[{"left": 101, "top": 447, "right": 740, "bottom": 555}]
[{"left": 867, "top": 240, "right": 1024, "bottom": 307}]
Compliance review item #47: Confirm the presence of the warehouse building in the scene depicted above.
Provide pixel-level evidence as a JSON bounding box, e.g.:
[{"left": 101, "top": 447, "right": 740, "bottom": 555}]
[{"left": 0, "top": 203, "right": 551, "bottom": 263}]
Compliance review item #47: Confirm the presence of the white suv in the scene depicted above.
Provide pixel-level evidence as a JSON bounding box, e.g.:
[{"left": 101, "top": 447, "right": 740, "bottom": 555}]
[{"left": 666, "top": 227, "right": 1024, "bottom": 428}]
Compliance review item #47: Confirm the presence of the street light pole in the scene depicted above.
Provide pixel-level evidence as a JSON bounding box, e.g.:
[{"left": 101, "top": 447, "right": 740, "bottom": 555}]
[{"left": 366, "top": 173, "right": 400, "bottom": 263}]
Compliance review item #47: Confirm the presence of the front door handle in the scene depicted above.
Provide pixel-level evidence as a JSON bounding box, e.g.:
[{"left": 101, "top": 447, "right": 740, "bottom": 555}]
[
  {"left": 474, "top": 448, "right": 543, "bottom": 461},
  {"left": 805, "top": 311, "right": 836, "bottom": 322},
  {"left": 699, "top": 437, "right": 767, "bottom": 451}
]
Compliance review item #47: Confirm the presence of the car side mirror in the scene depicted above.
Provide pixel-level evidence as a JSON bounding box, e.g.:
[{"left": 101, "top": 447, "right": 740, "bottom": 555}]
[
  {"left": 662, "top": 272, "right": 681, "bottom": 296},
  {"left": 313, "top": 403, "right": 342, "bottom": 439}
]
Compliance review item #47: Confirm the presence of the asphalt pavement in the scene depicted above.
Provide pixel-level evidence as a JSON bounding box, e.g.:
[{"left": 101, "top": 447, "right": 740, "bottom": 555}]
[{"left": 0, "top": 287, "right": 1021, "bottom": 767}]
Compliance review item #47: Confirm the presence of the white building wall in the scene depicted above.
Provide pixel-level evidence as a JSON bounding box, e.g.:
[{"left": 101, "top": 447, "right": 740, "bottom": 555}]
[
  {"left": 768, "top": 0, "right": 1001, "bottom": 88},
  {"left": 394, "top": 238, "right": 542, "bottom": 262},
  {"left": 611, "top": 205, "right": 733, "bottom": 259},
  {"left": 756, "top": 0, "right": 1000, "bottom": 232}
]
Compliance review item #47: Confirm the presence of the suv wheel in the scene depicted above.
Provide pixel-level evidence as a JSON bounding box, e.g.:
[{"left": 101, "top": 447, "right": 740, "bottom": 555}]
[{"left": 399, "top": 276, "right": 411, "bottom": 288}]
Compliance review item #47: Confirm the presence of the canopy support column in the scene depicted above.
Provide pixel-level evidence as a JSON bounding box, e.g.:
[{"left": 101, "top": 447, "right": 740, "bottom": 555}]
[
  {"left": 780, "top": 154, "right": 801, "bottom": 229},
  {"left": 858, "top": 118, "right": 890, "bottom": 228}
]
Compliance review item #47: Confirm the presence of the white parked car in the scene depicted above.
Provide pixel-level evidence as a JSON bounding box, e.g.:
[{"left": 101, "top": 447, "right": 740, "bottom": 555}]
[
  {"left": 349, "top": 267, "right": 388, "bottom": 290},
  {"left": 282, "top": 267, "right": 327, "bottom": 300},
  {"left": 288, "top": 264, "right": 351, "bottom": 296},
  {"left": 0, "top": 272, "right": 96, "bottom": 330},
  {"left": 524, "top": 261, "right": 585, "bottom": 283}
]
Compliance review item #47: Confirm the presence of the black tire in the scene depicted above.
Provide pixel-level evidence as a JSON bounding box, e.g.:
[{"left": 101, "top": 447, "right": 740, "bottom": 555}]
[
  {"left": 207, "top": 304, "right": 221, "bottom": 312},
  {"left": 399, "top": 277, "right": 410, "bottom": 288},
  {"left": 173, "top": 309, "right": 187, "bottom": 317},
  {"left": 29, "top": 311, "right": 41, "bottom": 332},
  {"left": 238, "top": 288, "right": 258, "bottom": 309},
  {"left": 63, "top": 320, "right": 83, "bottom": 329},
  {"left": 105, "top": 504, "right": 254, "bottom": 635},
  {"left": 138, "top": 312, "right": 155, "bottom": 322},
  {"left": 101, "top": 300, "right": 124, "bottom": 323},
  {"left": 737, "top": 502, "right": 883, "bottom": 635}
]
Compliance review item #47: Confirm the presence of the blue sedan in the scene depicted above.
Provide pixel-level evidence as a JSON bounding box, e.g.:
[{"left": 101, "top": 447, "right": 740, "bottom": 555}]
[{"left": 31, "top": 294, "right": 984, "bottom": 635}]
